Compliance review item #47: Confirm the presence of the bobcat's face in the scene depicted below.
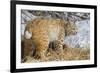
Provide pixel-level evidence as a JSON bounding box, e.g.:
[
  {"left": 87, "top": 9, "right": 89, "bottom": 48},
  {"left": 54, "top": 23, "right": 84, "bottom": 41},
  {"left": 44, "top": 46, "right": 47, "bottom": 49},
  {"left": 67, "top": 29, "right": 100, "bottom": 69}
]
[{"left": 65, "top": 21, "right": 77, "bottom": 36}]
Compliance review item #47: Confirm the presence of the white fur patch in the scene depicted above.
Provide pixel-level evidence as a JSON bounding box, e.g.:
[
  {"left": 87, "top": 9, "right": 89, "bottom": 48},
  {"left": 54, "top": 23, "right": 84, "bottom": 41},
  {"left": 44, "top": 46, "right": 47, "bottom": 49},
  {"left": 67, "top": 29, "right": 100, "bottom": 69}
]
[
  {"left": 48, "top": 26, "right": 59, "bottom": 42},
  {"left": 25, "top": 31, "right": 32, "bottom": 39}
]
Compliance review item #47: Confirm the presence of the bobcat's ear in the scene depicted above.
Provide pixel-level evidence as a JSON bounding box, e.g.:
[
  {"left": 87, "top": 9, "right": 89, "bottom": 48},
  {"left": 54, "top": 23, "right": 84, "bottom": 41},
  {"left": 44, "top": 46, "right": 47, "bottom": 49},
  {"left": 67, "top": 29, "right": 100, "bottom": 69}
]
[
  {"left": 25, "top": 31, "right": 32, "bottom": 39},
  {"left": 64, "top": 21, "right": 69, "bottom": 36}
]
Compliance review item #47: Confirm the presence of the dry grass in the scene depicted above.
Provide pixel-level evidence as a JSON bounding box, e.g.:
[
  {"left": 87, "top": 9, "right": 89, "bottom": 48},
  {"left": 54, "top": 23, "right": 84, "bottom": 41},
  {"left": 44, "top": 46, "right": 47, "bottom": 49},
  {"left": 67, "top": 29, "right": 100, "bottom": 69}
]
[{"left": 24, "top": 46, "right": 90, "bottom": 63}]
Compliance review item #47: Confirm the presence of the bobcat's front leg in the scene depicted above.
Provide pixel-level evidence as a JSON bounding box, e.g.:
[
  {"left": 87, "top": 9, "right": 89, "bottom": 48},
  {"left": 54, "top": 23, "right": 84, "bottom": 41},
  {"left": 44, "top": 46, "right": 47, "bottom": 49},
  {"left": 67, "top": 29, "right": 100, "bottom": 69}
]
[
  {"left": 54, "top": 28, "right": 65, "bottom": 60},
  {"left": 54, "top": 40, "right": 64, "bottom": 60}
]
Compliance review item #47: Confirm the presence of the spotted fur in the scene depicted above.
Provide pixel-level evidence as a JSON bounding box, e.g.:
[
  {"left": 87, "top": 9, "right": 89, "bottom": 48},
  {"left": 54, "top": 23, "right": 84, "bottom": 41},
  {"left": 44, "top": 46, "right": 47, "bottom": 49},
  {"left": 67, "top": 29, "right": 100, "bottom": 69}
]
[{"left": 24, "top": 18, "right": 77, "bottom": 60}]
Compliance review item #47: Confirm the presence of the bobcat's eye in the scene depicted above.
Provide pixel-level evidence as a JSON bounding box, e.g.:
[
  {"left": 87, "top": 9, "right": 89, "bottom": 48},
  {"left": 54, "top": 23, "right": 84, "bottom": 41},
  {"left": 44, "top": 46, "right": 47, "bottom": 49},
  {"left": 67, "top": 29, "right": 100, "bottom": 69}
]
[
  {"left": 72, "top": 28, "right": 75, "bottom": 30},
  {"left": 25, "top": 31, "right": 32, "bottom": 39}
]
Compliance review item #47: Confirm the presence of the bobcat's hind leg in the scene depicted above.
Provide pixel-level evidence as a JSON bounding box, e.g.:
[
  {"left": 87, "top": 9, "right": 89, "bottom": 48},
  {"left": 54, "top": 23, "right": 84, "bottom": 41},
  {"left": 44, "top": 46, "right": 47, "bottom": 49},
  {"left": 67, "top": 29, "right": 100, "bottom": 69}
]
[{"left": 33, "top": 39, "right": 49, "bottom": 61}]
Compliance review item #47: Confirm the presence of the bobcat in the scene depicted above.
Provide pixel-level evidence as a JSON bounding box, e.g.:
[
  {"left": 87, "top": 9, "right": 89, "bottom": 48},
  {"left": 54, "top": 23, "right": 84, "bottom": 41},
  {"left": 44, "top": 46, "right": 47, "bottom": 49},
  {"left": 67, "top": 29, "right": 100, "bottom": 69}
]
[{"left": 24, "top": 18, "right": 77, "bottom": 61}]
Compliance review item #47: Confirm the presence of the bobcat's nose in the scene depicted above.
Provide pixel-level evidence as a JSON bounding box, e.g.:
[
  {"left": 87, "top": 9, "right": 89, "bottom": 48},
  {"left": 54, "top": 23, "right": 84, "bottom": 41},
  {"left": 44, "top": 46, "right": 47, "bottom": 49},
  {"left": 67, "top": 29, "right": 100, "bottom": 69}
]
[{"left": 25, "top": 31, "right": 32, "bottom": 39}]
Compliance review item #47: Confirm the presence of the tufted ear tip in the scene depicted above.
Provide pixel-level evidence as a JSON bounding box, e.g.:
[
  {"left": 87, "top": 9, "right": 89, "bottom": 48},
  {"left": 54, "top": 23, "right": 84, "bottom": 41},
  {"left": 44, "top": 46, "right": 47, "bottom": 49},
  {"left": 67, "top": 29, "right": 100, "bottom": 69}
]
[{"left": 25, "top": 31, "right": 32, "bottom": 39}]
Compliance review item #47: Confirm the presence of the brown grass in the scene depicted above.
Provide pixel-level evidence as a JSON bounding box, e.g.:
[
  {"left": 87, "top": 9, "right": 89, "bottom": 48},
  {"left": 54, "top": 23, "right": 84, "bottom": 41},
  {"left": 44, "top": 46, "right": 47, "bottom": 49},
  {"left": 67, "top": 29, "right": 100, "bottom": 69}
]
[{"left": 24, "top": 46, "right": 90, "bottom": 63}]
